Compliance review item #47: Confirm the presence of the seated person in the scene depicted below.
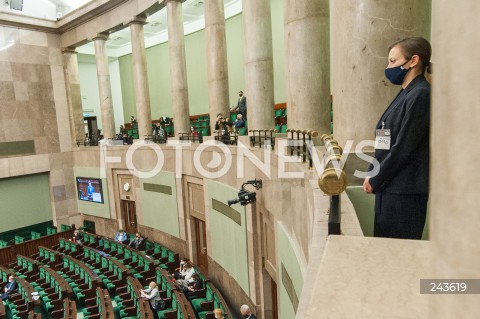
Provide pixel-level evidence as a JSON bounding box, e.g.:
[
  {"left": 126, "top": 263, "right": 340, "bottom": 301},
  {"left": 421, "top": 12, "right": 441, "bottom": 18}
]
[
  {"left": 234, "top": 113, "right": 245, "bottom": 129},
  {"left": 122, "top": 133, "right": 133, "bottom": 145},
  {"left": 184, "top": 273, "right": 203, "bottom": 298},
  {"left": 140, "top": 281, "right": 162, "bottom": 312},
  {"left": 114, "top": 229, "right": 129, "bottom": 245},
  {"left": 190, "top": 126, "right": 199, "bottom": 137},
  {"left": 240, "top": 305, "right": 257, "bottom": 319},
  {"left": 175, "top": 261, "right": 195, "bottom": 289},
  {"left": 128, "top": 232, "right": 145, "bottom": 250},
  {"left": 0, "top": 276, "right": 17, "bottom": 301},
  {"left": 72, "top": 230, "right": 82, "bottom": 244},
  {"left": 172, "top": 257, "right": 189, "bottom": 280},
  {"left": 214, "top": 309, "right": 225, "bottom": 319}
]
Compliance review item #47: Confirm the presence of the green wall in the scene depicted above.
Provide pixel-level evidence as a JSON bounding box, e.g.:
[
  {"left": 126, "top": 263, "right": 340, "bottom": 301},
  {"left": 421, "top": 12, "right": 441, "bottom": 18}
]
[
  {"left": 139, "top": 171, "right": 180, "bottom": 237},
  {"left": 225, "top": 14, "right": 245, "bottom": 107},
  {"left": 207, "top": 180, "right": 249, "bottom": 295},
  {"left": 0, "top": 173, "right": 53, "bottom": 233},
  {"left": 346, "top": 186, "right": 430, "bottom": 239},
  {"left": 118, "top": 54, "right": 135, "bottom": 122},
  {"left": 346, "top": 187, "right": 375, "bottom": 236},
  {"left": 277, "top": 222, "right": 304, "bottom": 319},
  {"left": 74, "top": 167, "right": 111, "bottom": 219},
  {"left": 117, "top": 3, "right": 290, "bottom": 123},
  {"left": 185, "top": 29, "right": 208, "bottom": 116}
]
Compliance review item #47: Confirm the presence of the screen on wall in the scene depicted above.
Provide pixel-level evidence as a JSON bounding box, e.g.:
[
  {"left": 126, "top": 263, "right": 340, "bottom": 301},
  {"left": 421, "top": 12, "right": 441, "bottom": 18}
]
[{"left": 76, "top": 177, "right": 104, "bottom": 204}]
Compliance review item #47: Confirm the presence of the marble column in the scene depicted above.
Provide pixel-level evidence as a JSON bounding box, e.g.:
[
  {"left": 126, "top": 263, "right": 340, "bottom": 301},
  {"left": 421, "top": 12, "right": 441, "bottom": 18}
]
[
  {"left": 205, "top": 0, "right": 230, "bottom": 134},
  {"left": 430, "top": 1, "right": 480, "bottom": 317},
  {"left": 62, "top": 47, "right": 85, "bottom": 145},
  {"left": 331, "top": 0, "right": 431, "bottom": 146},
  {"left": 166, "top": 0, "right": 190, "bottom": 136},
  {"left": 127, "top": 17, "right": 152, "bottom": 139},
  {"left": 243, "top": 0, "right": 275, "bottom": 131},
  {"left": 93, "top": 33, "right": 116, "bottom": 140},
  {"left": 284, "top": 0, "right": 330, "bottom": 133}
]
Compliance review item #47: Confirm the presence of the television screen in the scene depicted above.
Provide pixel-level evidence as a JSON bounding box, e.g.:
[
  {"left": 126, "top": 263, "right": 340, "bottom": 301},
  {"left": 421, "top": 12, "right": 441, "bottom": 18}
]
[{"left": 76, "top": 177, "right": 104, "bottom": 204}]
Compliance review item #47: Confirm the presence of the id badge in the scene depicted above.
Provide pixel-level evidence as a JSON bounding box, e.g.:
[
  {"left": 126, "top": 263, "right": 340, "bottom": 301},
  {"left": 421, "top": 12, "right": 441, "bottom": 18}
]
[{"left": 375, "top": 129, "right": 391, "bottom": 150}]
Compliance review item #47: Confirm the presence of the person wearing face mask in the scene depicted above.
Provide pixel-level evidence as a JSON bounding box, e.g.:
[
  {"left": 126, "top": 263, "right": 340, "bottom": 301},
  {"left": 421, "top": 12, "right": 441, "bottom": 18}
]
[
  {"left": 128, "top": 232, "right": 145, "bottom": 250},
  {"left": 240, "top": 305, "right": 256, "bottom": 319},
  {"left": 172, "top": 257, "right": 188, "bottom": 280},
  {"left": 0, "top": 276, "right": 17, "bottom": 300},
  {"left": 363, "top": 37, "right": 432, "bottom": 240}
]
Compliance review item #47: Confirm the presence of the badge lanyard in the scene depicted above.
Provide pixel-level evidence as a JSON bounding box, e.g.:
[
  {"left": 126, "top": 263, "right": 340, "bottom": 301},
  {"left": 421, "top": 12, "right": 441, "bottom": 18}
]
[{"left": 375, "top": 90, "right": 403, "bottom": 150}]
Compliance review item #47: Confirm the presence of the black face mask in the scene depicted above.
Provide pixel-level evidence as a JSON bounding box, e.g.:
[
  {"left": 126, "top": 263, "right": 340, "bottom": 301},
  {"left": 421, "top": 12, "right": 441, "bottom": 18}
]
[
  {"left": 385, "top": 59, "right": 411, "bottom": 85},
  {"left": 243, "top": 315, "right": 249, "bottom": 318}
]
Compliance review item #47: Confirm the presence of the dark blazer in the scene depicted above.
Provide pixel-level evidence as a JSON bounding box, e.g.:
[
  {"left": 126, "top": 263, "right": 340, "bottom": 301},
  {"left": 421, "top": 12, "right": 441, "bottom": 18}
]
[
  {"left": 215, "top": 120, "right": 233, "bottom": 133},
  {"left": 237, "top": 96, "right": 247, "bottom": 113},
  {"left": 0, "top": 281, "right": 17, "bottom": 300},
  {"left": 5, "top": 281, "right": 17, "bottom": 293},
  {"left": 129, "top": 237, "right": 144, "bottom": 250},
  {"left": 368, "top": 75, "right": 430, "bottom": 194}
]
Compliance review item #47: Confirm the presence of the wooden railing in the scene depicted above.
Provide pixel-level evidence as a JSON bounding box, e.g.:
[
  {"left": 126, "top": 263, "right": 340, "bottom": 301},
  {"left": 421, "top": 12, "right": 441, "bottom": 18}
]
[
  {"left": 63, "top": 298, "right": 77, "bottom": 319},
  {"left": 0, "top": 229, "right": 73, "bottom": 267}
]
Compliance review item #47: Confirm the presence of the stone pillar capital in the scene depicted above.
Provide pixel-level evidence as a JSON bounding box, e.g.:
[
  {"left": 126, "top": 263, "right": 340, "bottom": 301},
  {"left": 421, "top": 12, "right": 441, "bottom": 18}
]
[
  {"left": 123, "top": 15, "right": 148, "bottom": 27},
  {"left": 91, "top": 32, "right": 110, "bottom": 42},
  {"left": 62, "top": 47, "right": 77, "bottom": 54},
  {"left": 161, "top": 0, "right": 182, "bottom": 5}
]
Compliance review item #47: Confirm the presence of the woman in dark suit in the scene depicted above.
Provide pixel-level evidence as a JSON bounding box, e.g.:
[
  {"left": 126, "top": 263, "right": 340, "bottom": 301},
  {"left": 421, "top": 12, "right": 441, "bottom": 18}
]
[{"left": 363, "top": 37, "right": 432, "bottom": 239}]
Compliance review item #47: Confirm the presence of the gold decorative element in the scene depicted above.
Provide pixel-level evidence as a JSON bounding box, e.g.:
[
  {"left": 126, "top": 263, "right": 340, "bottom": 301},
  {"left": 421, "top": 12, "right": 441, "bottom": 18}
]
[{"left": 319, "top": 168, "right": 347, "bottom": 195}]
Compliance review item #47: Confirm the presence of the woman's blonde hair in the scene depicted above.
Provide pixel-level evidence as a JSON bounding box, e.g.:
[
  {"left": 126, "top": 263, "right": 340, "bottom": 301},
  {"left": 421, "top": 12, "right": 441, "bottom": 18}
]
[{"left": 213, "top": 308, "right": 224, "bottom": 318}]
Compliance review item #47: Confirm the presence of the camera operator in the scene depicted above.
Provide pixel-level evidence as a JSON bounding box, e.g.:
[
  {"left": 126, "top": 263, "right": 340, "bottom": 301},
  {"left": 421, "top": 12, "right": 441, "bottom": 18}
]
[{"left": 214, "top": 113, "right": 234, "bottom": 144}]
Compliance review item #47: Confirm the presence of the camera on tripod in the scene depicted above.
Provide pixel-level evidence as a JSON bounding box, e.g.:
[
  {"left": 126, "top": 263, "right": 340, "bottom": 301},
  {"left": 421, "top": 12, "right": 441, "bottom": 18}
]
[{"left": 227, "top": 179, "right": 262, "bottom": 207}]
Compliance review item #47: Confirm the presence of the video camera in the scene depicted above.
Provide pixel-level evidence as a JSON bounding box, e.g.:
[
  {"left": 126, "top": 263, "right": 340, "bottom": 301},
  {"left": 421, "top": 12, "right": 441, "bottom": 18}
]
[{"left": 227, "top": 179, "right": 262, "bottom": 207}]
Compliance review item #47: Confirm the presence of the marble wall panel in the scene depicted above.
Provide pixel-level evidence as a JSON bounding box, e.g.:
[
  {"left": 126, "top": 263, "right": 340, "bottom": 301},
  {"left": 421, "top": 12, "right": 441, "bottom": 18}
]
[
  {"left": 11, "top": 63, "right": 52, "bottom": 83},
  {"left": 0, "top": 81, "right": 15, "bottom": 101},
  {"left": 13, "top": 82, "right": 29, "bottom": 101},
  {"left": 0, "top": 62, "right": 13, "bottom": 81},
  {"left": 7, "top": 44, "right": 49, "bottom": 65}
]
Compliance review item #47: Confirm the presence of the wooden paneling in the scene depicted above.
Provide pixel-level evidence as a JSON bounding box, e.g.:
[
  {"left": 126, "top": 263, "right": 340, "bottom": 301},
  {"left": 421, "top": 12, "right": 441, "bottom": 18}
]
[{"left": 0, "top": 229, "right": 73, "bottom": 267}]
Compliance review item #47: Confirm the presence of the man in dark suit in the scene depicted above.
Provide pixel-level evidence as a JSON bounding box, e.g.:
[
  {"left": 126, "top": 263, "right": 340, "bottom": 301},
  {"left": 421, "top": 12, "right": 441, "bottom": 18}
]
[
  {"left": 0, "top": 276, "right": 17, "bottom": 300},
  {"left": 231, "top": 91, "right": 247, "bottom": 120},
  {"left": 128, "top": 232, "right": 145, "bottom": 250}
]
